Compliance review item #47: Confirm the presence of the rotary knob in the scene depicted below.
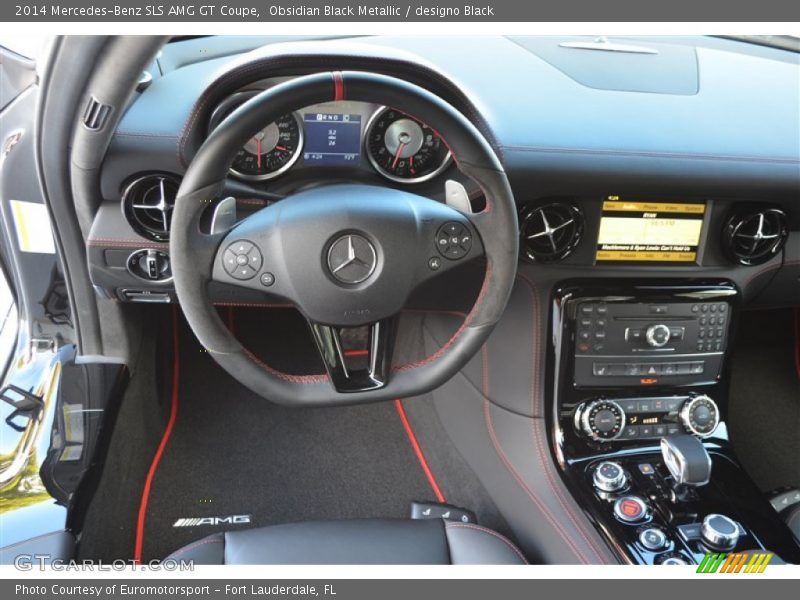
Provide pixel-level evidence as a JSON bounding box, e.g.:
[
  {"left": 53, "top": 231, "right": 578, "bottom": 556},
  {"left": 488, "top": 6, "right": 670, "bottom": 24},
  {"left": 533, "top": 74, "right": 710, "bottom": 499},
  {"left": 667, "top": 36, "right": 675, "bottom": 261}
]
[
  {"left": 645, "top": 323, "right": 671, "bottom": 347},
  {"left": 680, "top": 395, "right": 720, "bottom": 437},
  {"left": 577, "top": 400, "right": 626, "bottom": 441},
  {"left": 700, "top": 514, "right": 740, "bottom": 550},
  {"left": 593, "top": 461, "right": 628, "bottom": 492}
]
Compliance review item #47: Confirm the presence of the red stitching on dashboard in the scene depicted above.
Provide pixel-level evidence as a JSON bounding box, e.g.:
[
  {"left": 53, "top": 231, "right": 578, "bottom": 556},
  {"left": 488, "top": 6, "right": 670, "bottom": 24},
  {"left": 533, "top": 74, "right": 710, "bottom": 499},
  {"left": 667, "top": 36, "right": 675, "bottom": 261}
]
[
  {"left": 516, "top": 272, "right": 608, "bottom": 563},
  {"left": 481, "top": 355, "right": 590, "bottom": 565},
  {"left": 392, "top": 259, "right": 492, "bottom": 372}
]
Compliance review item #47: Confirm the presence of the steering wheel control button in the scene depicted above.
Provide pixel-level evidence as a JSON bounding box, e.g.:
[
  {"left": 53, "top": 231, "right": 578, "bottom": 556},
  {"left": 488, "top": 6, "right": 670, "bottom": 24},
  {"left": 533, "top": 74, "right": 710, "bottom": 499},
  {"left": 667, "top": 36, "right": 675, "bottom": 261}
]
[
  {"left": 327, "top": 234, "right": 377, "bottom": 285},
  {"left": 700, "top": 514, "right": 740, "bottom": 550},
  {"left": 639, "top": 527, "right": 668, "bottom": 551},
  {"left": 428, "top": 257, "right": 442, "bottom": 271},
  {"left": 436, "top": 221, "right": 472, "bottom": 260},
  {"left": 613, "top": 495, "right": 649, "bottom": 524},
  {"left": 593, "top": 461, "right": 628, "bottom": 493},
  {"left": 260, "top": 272, "right": 275, "bottom": 287},
  {"left": 224, "top": 240, "right": 261, "bottom": 280}
]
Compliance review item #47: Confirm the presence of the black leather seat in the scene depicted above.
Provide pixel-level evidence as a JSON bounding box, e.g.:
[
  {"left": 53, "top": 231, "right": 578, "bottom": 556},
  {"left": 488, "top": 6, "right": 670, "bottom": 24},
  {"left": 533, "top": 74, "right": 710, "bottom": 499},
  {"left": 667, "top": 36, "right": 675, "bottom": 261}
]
[{"left": 165, "top": 519, "right": 527, "bottom": 565}]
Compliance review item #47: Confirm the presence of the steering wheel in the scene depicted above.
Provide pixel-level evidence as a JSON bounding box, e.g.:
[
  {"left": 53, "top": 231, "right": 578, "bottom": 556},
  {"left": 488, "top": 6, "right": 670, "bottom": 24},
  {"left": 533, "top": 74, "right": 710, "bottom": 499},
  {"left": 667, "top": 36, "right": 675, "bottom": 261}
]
[{"left": 171, "top": 71, "right": 518, "bottom": 406}]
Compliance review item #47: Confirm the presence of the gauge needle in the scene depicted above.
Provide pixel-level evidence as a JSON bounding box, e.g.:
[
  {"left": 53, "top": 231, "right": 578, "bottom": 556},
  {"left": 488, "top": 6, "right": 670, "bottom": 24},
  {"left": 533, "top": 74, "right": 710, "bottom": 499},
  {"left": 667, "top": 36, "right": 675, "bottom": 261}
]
[
  {"left": 391, "top": 142, "right": 407, "bottom": 170},
  {"left": 256, "top": 137, "right": 262, "bottom": 170},
  {"left": 409, "top": 156, "right": 416, "bottom": 175},
  {"left": 275, "top": 145, "right": 288, "bottom": 152}
]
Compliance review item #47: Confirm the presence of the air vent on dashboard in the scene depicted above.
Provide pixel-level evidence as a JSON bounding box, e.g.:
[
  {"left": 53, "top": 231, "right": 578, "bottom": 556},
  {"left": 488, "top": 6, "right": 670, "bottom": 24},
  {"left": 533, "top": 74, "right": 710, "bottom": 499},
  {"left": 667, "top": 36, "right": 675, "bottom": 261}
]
[
  {"left": 519, "top": 201, "right": 584, "bottom": 263},
  {"left": 722, "top": 207, "right": 788, "bottom": 266},
  {"left": 122, "top": 174, "right": 180, "bottom": 242}
]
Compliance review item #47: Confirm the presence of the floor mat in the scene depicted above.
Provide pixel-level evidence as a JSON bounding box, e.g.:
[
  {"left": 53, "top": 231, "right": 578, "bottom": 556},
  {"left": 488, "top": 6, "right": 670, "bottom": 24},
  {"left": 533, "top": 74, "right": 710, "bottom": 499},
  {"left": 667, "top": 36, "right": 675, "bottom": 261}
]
[
  {"left": 728, "top": 308, "right": 800, "bottom": 493},
  {"left": 136, "top": 312, "right": 443, "bottom": 561}
]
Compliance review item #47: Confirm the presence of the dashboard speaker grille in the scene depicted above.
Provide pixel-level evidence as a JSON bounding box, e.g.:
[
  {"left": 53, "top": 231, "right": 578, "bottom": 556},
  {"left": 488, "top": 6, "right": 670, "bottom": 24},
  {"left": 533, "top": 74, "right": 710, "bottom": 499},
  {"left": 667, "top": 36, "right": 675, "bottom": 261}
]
[
  {"left": 122, "top": 174, "right": 180, "bottom": 242},
  {"left": 519, "top": 201, "right": 584, "bottom": 263},
  {"left": 722, "top": 207, "right": 788, "bottom": 266}
]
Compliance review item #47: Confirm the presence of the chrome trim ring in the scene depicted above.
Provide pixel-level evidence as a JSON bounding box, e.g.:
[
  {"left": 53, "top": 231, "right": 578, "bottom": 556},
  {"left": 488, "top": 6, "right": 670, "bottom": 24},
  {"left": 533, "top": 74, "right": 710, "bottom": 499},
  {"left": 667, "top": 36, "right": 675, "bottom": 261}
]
[{"left": 365, "top": 106, "right": 453, "bottom": 185}]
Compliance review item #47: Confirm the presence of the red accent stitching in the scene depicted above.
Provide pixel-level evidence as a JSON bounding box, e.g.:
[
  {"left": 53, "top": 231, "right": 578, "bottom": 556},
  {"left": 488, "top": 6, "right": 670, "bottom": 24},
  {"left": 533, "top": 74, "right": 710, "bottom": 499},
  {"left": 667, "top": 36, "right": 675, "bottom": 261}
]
[
  {"left": 482, "top": 386, "right": 589, "bottom": 564},
  {"left": 444, "top": 522, "right": 528, "bottom": 564},
  {"left": 332, "top": 71, "right": 345, "bottom": 101},
  {"left": 394, "top": 399, "right": 446, "bottom": 503},
  {"left": 393, "top": 260, "right": 492, "bottom": 372},
  {"left": 165, "top": 536, "right": 224, "bottom": 561},
  {"left": 516, "top": 272, "right": 608, "bottom": 562},
  {"left": 241, "top": 347, "right": 328, "bottom": 384},
  {"left": 134, "top": 306, "right": 181, "bottom": 563}
]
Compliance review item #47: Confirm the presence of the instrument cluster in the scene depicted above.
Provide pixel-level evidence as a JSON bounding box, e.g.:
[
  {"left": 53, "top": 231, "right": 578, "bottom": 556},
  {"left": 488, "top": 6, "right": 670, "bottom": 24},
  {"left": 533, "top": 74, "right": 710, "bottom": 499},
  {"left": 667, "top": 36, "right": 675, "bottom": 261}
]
[{"left": 208, "top": 93, "right": 453, "bottom": 185}]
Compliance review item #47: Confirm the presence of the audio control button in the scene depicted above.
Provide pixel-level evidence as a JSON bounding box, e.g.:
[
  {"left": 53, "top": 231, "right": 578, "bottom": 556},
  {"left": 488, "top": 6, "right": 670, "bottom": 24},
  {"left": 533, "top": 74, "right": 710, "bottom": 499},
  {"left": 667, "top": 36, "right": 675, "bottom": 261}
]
[{"left": 645, "top": 324, "right": 671, "bottom": 347}]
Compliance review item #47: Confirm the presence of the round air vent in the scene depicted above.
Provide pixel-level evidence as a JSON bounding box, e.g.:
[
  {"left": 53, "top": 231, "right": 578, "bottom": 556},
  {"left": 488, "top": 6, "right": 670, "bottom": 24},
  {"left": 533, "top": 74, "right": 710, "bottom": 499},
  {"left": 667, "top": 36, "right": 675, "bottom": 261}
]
[
  {"left": 722, "top": 207, "right": 788, "bottom": 266},
  {"left": 121, "top": 174, "right": 180, "bottom": 242},
  {"left": 519, "top": 201, "right": 584, "bottom": 263}
]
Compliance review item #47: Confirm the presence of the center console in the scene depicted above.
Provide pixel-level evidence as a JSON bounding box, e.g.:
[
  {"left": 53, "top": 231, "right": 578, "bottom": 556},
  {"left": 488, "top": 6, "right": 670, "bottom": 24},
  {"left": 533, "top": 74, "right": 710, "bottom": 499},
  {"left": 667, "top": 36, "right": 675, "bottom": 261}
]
[{"left": 550, "top": 280, "right": 800, "bottom": 565}]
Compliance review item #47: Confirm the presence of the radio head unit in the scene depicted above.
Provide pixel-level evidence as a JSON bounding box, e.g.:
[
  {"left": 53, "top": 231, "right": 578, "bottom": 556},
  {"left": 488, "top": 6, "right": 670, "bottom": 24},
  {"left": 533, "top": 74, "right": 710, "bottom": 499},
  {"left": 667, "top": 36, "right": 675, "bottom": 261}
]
[{"left": 572, "top": 296, "right": 734, "bottom": 388}]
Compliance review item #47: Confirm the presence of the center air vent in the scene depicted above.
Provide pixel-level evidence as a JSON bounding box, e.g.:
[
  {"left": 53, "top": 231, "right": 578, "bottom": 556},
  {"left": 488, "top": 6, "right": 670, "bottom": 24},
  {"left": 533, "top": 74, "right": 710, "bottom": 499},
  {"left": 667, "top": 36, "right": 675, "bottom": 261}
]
[
  {"left": 722, "top": 207, "right": 788, "bottom": 266},
  {"left": 519, "top": 201, "right": 584, "bottom": 263},
  {"left": 122, "top": 174, "right": 180, "bottom": 242}
]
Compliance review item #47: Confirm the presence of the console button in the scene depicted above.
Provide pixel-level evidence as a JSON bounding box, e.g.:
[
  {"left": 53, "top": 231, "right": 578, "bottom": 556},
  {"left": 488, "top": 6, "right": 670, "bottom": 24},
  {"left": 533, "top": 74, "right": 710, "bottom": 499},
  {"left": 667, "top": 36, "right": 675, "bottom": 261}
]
[
  {"left": 593, "top": 363, "right": 610, "bottom": 376},
  {"left": 645, "top": 324, "right": 671, "bottom": 347},
  {"left": 650, "top": 305, "right": 668, "bottom": 314},
  {"left": 700, "top": 514, "right": 740, "bottom": 550},
  {"left": 663, "top": 364, "right": 677, "bottom": 376},
  {"left": 643, "top": 364, "right": 662, "bottom": 376},
  {"left": 690, "top": 362, "right": 705, "bottom": 374},
  {"left": 680, "top": 395, "right": 719, "bottom": 437},
  {"left": 593, "top": 461, "right": 628, "bottom": 492},
  {"left": 639, "top": 527, "right": 668, "bottom": 551},
  {"left": 614, "top": 495, "right": 649, "bottom": 523},
  {"left": 654, "top": 424, "right": 667, "bottom": 437},
  {"left": 676, "top": 523, "right": 702, "bottom": 542},
  {"left": 640, "top": 425, "right": 653, "bottom": 437},
  {"left": 596, "top": 306, "right": 608, "bottom": 315},
  {"left": 622, "top": 425, "right": 639, "bottom": 439},
  {"left": 621, "top": 399, "right": 638, "bottom": 413},
  {"left": 665, "top": 397, "right": 682, "bottom": 412},
  {"left": 580, "top": 305, "right": 594, "bottom": 315},
  {"left": 637, "top": 463, "right": 655, "bottom": 476}
]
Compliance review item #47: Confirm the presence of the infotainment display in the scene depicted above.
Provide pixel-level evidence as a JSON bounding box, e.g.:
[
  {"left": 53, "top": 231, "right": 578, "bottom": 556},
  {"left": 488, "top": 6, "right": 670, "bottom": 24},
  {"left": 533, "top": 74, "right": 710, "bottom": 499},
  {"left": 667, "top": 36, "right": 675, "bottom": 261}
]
[
  {"left": 595, "top": 197, "right": 706, "bottom": 263},
  {"left": 302, "top": 112, "right": 362, "bottom": 166}
]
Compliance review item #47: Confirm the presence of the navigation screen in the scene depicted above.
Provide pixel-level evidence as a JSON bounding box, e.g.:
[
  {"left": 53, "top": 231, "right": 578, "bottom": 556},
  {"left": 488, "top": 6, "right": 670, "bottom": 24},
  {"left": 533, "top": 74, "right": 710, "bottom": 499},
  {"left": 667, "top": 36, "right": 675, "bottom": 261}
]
[
  {"left": 302, "top": 112, "right": 361, "bottom": 166},
  {"left": 596, "top": 197, "right": 706, "bottom": 263}
]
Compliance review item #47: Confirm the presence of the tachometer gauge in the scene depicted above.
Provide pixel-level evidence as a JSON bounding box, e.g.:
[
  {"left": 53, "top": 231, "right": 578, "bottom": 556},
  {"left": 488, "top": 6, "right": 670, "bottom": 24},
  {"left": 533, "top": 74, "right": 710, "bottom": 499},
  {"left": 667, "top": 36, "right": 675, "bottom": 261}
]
[
  {"left": 230, "top": 113, "right": 303, "bottom": 181},
  {"left": 366, "top": 108, "right": 452, "bottom": 183}
]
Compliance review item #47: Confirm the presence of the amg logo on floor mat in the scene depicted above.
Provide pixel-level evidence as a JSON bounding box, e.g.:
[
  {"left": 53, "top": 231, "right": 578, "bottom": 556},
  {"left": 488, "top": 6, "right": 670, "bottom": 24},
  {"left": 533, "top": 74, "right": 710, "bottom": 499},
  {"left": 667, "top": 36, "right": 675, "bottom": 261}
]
[{"left": 173, "top": 515, "right": 251, "bottom": 527}]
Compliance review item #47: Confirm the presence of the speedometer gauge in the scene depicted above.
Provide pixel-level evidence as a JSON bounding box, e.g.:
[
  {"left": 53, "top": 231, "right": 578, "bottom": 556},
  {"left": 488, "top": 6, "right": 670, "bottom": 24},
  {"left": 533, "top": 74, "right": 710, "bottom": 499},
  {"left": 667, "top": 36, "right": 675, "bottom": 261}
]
[
  {"left": 366, "top": 108, "right": 452, "bottom": 183},
  {"left": 230, "top": 113, "right": 303, "bottom": 181}
]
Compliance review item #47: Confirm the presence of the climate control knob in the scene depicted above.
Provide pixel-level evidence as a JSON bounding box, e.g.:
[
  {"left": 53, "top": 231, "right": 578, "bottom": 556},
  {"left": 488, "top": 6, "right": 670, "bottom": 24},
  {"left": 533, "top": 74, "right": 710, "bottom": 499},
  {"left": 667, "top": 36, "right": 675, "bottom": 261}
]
[
  {"left": 593, "top": 461, "right": 628, "bottom": 492},
  {"left": 680, "top": 395, "right": 720, "bottom": 437},
  {"left": 577, "top": 400, "right": 626, "bottom": 441},
  {"left": 645, "top": 323, "right": 671, "bottom": 347}
]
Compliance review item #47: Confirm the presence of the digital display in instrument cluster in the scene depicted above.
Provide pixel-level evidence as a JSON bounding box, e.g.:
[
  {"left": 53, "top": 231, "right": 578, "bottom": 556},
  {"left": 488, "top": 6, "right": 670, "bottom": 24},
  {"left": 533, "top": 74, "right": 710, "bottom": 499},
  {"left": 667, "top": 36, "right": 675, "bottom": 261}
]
[
  {"left": 596, "top": 196, "right": 707, "bottom": 264},
  {"left": 302, "top": 111, "right": 362, "bottom": 167}
]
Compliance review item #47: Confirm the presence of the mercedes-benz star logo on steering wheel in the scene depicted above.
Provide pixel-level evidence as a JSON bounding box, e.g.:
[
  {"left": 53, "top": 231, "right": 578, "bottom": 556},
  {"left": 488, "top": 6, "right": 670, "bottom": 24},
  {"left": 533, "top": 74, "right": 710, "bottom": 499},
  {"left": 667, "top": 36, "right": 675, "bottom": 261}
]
[{"left": 327, "top": 234, "right": 377, "bottom": 284}]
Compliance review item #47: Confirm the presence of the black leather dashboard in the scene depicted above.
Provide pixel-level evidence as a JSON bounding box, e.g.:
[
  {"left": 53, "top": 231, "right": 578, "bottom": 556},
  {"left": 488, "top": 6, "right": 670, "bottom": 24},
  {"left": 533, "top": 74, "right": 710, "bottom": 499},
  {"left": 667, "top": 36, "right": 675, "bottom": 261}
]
[{"left": 89, "top": 35, "right": 800, "bottom": 308}]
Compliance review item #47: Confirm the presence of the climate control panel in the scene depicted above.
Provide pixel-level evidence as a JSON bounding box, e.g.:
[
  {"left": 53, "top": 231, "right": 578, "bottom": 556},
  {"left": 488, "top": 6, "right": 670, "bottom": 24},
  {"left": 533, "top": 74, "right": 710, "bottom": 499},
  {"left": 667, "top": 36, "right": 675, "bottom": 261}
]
[{"left": 574, "top": 394, "right": 719, "bottom": 443}]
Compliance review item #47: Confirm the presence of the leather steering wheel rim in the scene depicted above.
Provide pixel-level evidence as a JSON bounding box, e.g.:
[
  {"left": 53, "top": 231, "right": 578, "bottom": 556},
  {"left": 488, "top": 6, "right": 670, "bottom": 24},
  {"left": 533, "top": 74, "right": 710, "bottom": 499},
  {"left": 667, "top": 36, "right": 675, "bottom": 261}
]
[{"left": 171, "top": 71, "right": 518, "bottom": 406}]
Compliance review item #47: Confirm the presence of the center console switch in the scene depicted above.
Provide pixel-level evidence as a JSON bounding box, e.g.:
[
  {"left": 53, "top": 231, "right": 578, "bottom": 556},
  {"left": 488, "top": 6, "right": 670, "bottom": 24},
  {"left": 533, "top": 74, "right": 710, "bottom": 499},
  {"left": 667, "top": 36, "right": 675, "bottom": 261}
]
[
  {"left": 573, "top": 394, "right": 719, "bottom": 442},
  {"left": 574, "top": 299, "right": 732, "bottom": 388}
]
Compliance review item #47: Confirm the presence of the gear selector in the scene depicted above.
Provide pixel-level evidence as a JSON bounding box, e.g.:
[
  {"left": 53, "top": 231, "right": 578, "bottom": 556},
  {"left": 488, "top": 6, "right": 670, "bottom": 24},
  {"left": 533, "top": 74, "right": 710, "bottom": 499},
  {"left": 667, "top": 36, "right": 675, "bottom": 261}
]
[{"left": 660, "top": 434, "right": 712, "bottom": 490}]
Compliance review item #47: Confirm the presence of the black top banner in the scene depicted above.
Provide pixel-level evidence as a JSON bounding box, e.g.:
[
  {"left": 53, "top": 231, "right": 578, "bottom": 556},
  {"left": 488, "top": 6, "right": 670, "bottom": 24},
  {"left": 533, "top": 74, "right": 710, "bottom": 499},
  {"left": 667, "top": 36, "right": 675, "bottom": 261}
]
[{"left": 4, "top": 0, "right": 800, "bottom": 22}]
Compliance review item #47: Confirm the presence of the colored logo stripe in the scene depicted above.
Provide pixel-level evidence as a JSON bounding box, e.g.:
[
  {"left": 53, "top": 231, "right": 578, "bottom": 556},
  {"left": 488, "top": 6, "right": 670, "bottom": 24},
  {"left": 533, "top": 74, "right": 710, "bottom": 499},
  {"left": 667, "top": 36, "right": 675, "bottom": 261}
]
[{"left": 696, "top": 552, "right": 772, "bottom": 574}]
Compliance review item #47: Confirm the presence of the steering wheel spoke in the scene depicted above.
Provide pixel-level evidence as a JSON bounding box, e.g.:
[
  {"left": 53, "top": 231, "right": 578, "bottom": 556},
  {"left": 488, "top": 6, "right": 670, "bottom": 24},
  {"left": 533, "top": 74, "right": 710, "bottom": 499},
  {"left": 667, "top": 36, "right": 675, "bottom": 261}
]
[{"left": 308, "top": 317, "right": 395, "bottom": 393}]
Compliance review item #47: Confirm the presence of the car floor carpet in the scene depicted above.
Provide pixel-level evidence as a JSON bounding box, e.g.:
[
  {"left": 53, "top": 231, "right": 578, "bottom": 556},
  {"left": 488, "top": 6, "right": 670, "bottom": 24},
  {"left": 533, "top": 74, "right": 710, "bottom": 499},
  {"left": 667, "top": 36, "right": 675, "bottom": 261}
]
[
  {"left": 79, "top": 306, "right": 510, "bottom": 561},
  {"left": 728, "top": 308, "right": 800, "bottom": 494}
]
